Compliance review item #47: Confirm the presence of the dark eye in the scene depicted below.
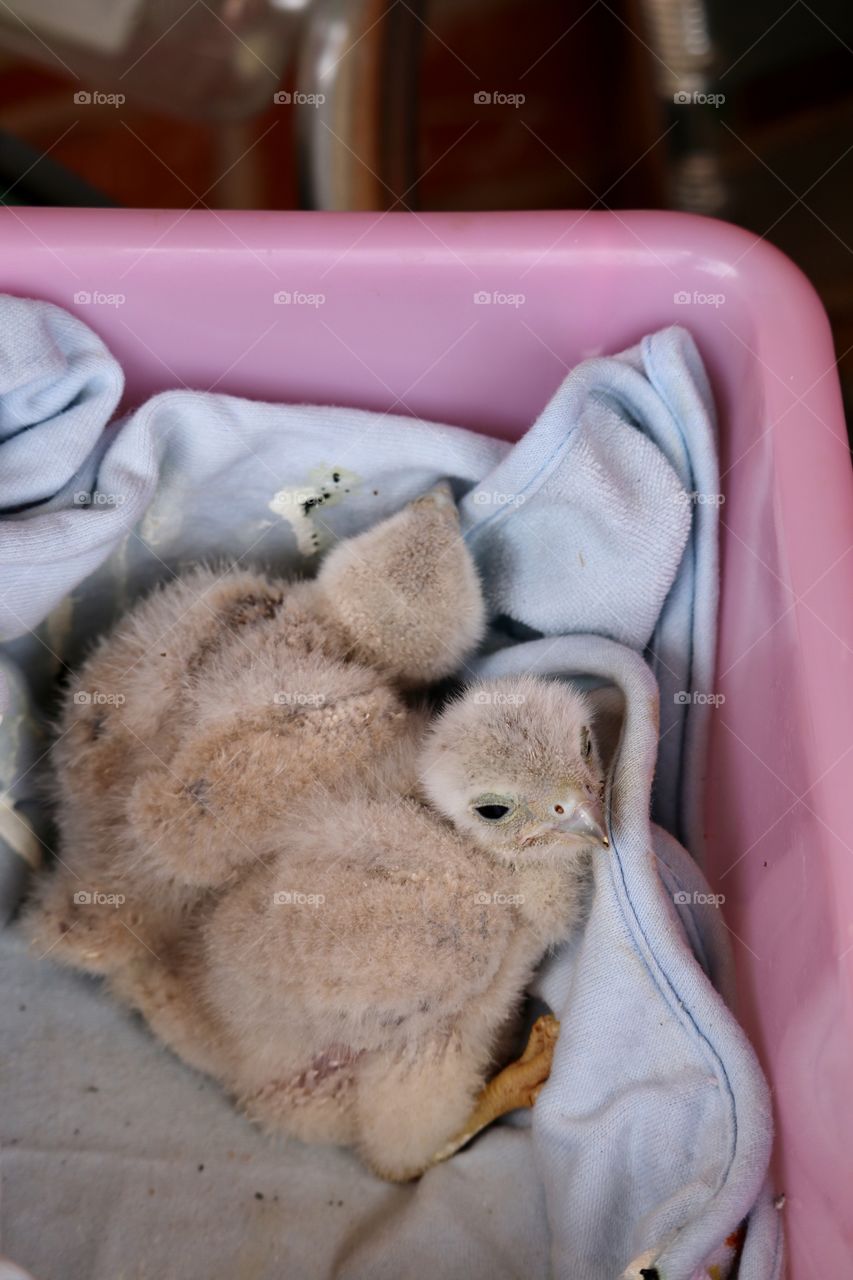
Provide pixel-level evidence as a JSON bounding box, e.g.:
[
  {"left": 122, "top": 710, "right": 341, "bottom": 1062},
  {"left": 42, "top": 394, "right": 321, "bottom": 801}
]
[
  {"left": 475, "top": 804, "right": 510, "bottom": 821},
  {"left": 581, "top": 726, "right": 592, "bottom": 759}
]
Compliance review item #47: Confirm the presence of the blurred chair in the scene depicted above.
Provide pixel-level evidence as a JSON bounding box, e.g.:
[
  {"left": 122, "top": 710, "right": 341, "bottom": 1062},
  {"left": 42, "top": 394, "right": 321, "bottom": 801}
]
[
  {"left": 636, "top": 0, "right": 726, "bottom": 214},
  {"left": 0, "top": 0, "right": 421, "bottom": 209}
]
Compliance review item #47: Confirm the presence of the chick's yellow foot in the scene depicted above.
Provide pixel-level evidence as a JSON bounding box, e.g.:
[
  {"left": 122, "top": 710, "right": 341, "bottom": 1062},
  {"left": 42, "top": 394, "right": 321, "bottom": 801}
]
[
  {"left": 428, "top": 1014, "right": 560, "bottom": 1168},
  {"left": 507, "top": 1010, "right": 561, "bottom": 1103}
]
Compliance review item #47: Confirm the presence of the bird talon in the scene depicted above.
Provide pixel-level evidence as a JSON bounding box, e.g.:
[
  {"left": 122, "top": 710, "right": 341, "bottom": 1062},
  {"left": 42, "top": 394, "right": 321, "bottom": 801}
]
[
  {"left": 493, "top": 1014, "right": 561, "bottom": 1111},
  {"left": 518, "top": 1013, "right": 560, "bottom": 1065},
  {"left": 425, "top": 1014, "right": 561, "bottom": 1170}
]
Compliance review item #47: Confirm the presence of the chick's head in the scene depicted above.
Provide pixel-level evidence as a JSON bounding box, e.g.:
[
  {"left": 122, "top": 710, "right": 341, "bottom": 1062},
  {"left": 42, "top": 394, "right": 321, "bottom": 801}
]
[{"left": 419, "top": 676, "right": 609, "bottom": 864}]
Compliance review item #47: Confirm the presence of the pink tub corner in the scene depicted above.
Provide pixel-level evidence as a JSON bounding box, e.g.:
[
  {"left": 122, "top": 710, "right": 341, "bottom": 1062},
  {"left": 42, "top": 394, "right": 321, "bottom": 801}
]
[{"left": 0, "top": 205, "right": 851, "bottom": 1277}]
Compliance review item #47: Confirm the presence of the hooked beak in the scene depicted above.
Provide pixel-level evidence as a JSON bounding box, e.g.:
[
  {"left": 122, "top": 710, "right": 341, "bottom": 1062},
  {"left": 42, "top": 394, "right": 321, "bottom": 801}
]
[
  {"left": 555, "top": 798, "right": 609, "bottom": 847},
  {"left": 522, "top": 796, "right": 609, "bottom": 849}
]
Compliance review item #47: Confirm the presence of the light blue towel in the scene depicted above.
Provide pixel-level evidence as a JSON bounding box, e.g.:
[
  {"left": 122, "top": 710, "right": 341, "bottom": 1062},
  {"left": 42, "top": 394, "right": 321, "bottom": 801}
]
[
  {"left": 0, "top": 297, "right": 780, "bottom": 1280},
  {"left": 459, "top": 328, "right": 721, "bottom": 858},
  {"left": 474, "top": 638, "right": 779, "bottom": 1280}
]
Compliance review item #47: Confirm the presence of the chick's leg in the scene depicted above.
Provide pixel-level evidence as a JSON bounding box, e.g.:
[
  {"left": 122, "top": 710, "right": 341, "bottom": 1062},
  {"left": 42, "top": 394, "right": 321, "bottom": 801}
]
[
  {"left": 355, "top": 1015, "right": 559, "bottom": 1183},
  {"left": 354, "top": 1032, "right": 489, "bottom": 1184},
  {"left": 428, "top": 1014, "right": 560, "bottom": 1167}
]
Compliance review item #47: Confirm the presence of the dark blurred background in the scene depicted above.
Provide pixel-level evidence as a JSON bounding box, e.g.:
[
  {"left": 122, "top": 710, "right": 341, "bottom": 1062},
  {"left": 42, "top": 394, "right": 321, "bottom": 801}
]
[{"left": 0, "top": 0, "right": 851, "bottom": 406}]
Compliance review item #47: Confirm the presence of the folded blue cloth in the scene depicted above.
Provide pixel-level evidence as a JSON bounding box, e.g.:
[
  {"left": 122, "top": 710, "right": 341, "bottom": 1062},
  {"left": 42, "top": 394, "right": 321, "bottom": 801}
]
[
  {"left": 460, "top": 327, "right": 721, "bottom": 859},
  {"left": 0, "top": 297, "right": 779, "bottom": 1280},
  {"left": 474, "top": 637, "right": 778, "bottom": 1280}
]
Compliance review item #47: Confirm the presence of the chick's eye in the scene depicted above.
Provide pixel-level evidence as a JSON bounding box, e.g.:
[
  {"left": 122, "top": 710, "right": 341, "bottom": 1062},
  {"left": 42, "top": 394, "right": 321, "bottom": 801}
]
[
  {"left": 475, "top": 804, "right": 511, "bottom": 821},
  {"left": 581, "top": 726, "right": 592, "bottom": 759}
]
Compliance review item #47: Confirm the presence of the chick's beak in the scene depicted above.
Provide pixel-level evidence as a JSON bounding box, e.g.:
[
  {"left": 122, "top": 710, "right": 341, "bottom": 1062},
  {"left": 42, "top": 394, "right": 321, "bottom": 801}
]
[
  {"left": 517, "top": 788, "right": 604, "bottom": 849},
  {"left": 553, "top": 797, "right": 609, "bottom": 847},
  {"left": 521, "top": 794, "right": 609, "bottom": 849}
]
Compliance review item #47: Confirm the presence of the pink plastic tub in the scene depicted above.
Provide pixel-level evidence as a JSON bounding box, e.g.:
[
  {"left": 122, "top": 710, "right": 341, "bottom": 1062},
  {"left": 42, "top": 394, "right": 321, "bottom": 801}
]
[{"left": 1, "top": 207, "right": 851, "bottom": 1277}]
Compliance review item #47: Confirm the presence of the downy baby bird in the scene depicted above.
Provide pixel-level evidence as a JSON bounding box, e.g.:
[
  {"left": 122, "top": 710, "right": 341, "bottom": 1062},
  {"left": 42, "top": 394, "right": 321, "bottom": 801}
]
[
  {"left": 26, "top": 482, "right": 485, "bottom": 969},
  {"left": 25, "top": 484, "right": 614, "bottom": 1181},
  {"left": 145, "top": 673, "right": 611, "bottom": 1182}
]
